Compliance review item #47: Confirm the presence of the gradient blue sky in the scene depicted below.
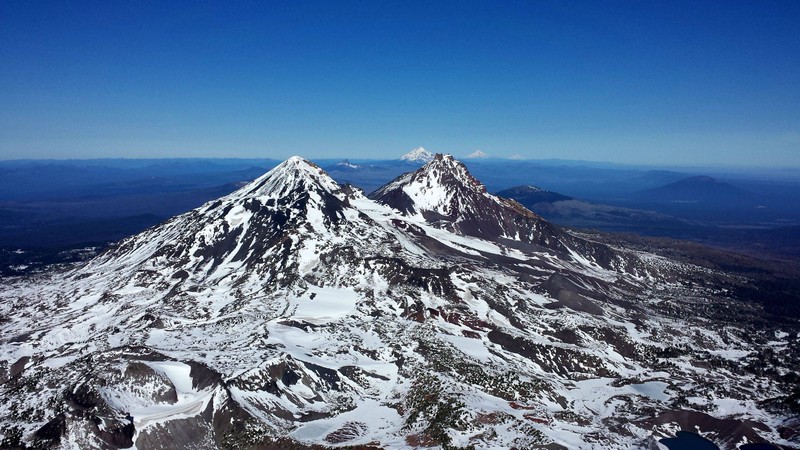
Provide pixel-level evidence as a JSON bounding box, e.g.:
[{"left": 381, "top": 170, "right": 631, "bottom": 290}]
[{"left": 1, "top": 0, "right": 798, "bottom": 166}]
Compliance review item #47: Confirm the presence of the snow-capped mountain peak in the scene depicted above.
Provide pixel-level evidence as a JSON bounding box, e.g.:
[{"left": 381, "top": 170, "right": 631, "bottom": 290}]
[
  {"left": 370, "top": 154, "right": 568, "bottom": 249},
  {"left": 399, "top": 146, "right": 434, "bottom": 163},
  {"left": 239, "top": 155, "right": 342, "bottom": 201},
  {"left": 372, "top": 153, "right": 488, "bottom": 216},
  {"left": 96, "top": 155, "right": 358, "bottom": 286}
]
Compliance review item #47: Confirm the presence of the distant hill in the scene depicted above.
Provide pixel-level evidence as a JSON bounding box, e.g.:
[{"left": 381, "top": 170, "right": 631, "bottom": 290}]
[
  {"left": 496, "top": 185, "right": 573, "bottom": 204},
  {"left": 497, "top": 184, "right": 691, "bottom": 235},
  {"left": 635, "top": 176, "right": 747, "bottom": 203}
]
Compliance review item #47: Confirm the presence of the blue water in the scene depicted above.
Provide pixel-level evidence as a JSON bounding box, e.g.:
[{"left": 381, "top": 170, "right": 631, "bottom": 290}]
[
  {"left": 660, "top": 432, "right": 780, "bottom": 450},
  {"left": 660, "top": 431, "right": 720, "bottom": 450}
]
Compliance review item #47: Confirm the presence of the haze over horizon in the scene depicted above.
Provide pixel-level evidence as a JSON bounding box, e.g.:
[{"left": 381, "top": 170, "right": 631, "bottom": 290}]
[{"left": 1, "top": 1, "right": 798, "bottom": 167}]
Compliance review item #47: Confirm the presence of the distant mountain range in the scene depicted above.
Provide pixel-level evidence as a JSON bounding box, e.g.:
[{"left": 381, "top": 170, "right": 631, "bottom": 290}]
[
  {"left": 2, "top": 154, "right": 797, "bottom": 449},
  {"left": 493, "top": 182, "right": 800, "bottom": 259},
  {"left": 2, "top": 153, "right": 800, "bottom": 277}
]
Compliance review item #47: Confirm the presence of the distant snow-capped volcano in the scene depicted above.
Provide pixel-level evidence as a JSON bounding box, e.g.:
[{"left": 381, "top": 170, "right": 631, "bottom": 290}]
[
  {"left": 335, "top": 159, "right": 360, "bottom": 169},
  {"left": 399, "top": 146, "right": 434, "bottom": 163},
  {"left": 464, "top": 149, "right": 488, "bottom": 159}
]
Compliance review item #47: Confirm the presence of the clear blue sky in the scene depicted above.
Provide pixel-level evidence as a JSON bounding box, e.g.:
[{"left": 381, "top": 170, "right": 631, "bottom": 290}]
[{"left": 1, "top": 0, "right": 798, "bottom": 166}]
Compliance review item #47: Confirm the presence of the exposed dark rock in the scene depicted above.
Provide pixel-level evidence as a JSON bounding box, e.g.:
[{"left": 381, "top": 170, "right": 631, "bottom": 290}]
[
  {"left": 31, "top": 413, "right": 65, "bottom": 448},
  {"left": 187, "top": 361, "right": 224, "bottom": 391},
  {"left": 91, "top": 415, "right": 135, "bottom": 449},
  {"left": 9, "top": 356, "right": 29, "bottom": 379}
]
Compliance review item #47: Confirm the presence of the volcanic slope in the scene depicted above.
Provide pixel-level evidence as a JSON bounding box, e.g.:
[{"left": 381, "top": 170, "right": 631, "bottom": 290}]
[{"left": 0, "top": 155, "right": 797, "bottom": 450}]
